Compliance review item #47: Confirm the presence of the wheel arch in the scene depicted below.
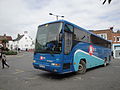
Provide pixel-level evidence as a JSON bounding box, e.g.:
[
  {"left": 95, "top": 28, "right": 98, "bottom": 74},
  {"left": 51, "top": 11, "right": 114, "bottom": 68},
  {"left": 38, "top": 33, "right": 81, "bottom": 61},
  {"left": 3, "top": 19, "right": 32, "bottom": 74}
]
[{"left": 80, "top": 58, "right": 87, "bottom": 64}]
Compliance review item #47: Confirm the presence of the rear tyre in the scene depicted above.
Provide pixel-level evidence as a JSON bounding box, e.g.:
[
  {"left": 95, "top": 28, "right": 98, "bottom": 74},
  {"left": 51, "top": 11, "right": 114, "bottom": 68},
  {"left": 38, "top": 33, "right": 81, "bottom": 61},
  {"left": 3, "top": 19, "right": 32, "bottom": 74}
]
[
  {"left": 104, "top": 58, "right": 107, "bottom": 67},
  {"left": 107, "top": 56, "right": 111, "bottom": 65},
  {"left": 77, "top": 60, "right": 86, "bottom": 74}
]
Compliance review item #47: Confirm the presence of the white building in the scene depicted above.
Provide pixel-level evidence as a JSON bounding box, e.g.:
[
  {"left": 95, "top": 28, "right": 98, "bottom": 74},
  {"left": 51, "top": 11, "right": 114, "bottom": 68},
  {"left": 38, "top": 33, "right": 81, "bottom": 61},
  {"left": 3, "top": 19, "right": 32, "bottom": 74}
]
[
  {"left": 112, "top": 44, "right": 120, "bottom": 59},
  {"left": 9, "top": 31, "right": 35, "bottom": 51}
]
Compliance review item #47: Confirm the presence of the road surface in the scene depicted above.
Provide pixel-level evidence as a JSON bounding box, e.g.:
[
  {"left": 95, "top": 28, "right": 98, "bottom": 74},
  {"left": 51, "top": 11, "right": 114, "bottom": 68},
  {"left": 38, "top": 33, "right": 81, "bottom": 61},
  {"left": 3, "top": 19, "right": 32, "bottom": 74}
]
[{"left": 0, "top": 52, "right": 120, "bottom": 90}]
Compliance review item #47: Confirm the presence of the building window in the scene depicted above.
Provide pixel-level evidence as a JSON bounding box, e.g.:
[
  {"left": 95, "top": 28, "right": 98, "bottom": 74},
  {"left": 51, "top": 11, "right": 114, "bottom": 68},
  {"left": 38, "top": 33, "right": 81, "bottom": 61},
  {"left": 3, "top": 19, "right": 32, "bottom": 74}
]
[
  {"left": 117, "top": 36, "right": 120, "bottom": 42},
  {"left": 25, "top": 37, "right": 27, "bottom": 39},
  {"left": 114, "top": 46, "right": 120, "bottom": 50},
  {"left": 114, "top": 36, "right": 116, "bottom": 42},
  {"left": 97, "top": 33, "right": 107, "bottom": 40},
  {"left": 25, "top": 45, "right": 28, "bottom": 47}
]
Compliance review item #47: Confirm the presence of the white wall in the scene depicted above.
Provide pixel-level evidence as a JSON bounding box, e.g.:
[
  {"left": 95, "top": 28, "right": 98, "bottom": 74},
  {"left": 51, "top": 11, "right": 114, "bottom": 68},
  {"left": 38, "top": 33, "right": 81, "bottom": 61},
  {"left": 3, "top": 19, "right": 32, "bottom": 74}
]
[
  {"left": 8, "top": 33, "right": 35, "bottom": 51},
  {"left": 112, "top": 44, "right": 120, "bottom": 59},
  {"left": 18, "top": 35, "right": 34, "bottom": 50}
]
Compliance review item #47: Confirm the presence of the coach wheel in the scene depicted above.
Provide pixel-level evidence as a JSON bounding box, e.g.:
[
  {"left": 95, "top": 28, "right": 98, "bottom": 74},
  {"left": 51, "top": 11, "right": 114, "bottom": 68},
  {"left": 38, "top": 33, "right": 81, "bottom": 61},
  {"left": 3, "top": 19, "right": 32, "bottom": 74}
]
[
  {"left": 108, "top": 56, "right": 111, "bottom": 65},
  {"left": 78, "top": 60, "right": 86, "bottom": 74},
  {"left": 104, "top": 58, "right": 107, "bottom": 67}
]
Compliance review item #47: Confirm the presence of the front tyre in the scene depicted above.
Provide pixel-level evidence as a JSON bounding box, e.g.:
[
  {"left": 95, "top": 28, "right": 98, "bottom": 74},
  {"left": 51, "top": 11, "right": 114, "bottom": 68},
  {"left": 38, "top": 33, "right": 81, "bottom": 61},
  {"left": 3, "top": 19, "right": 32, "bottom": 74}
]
[{"left": 77, "top": 60, "right": 86, "bottom": 74}]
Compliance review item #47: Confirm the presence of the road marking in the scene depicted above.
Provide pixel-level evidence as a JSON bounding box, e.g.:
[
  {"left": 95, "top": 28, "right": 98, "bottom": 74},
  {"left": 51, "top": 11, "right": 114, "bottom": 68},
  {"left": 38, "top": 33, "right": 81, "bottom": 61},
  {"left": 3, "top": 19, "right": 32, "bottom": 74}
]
[
  {"left": 26, "top": 76, "right": 39, "bottom": 80},
  {"left": 13, "top": 69, "right": 24, "bottom": 74},
  {"left": 112, "top": 66, "right": 120, "bottom": 68},
  {"left": 73, "top": 77, "right": 82, "bottom": 80}
]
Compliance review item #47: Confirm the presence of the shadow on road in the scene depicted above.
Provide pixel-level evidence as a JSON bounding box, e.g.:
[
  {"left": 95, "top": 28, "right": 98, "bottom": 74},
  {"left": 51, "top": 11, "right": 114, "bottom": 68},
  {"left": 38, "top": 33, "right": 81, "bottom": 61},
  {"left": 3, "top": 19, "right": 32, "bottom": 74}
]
[
  {"left": 36, "top": 72, "right": 77, "bottom": 80},
  {"left": 34, "top": 64, "right": 110, "bottom": 80},
  {"left": 87, "top": 65, "right": 103, "bottom": 72},
  {"left": 87, "top": 64, "right": 111, "bottom": 73}
]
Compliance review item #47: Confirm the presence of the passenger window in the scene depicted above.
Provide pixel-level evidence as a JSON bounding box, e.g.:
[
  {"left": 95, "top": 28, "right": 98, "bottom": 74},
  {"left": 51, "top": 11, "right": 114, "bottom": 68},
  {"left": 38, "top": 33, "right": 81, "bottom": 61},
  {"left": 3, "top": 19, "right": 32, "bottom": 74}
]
[{"left": 74, "top": 28, "right": 90, "bottom": 43}]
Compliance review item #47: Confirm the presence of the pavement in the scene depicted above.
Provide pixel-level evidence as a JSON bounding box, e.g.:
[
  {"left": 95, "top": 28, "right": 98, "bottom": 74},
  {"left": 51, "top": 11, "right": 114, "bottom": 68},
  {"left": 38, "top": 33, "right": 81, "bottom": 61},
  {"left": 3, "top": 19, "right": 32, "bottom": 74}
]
[{"left": 0, "top": 52, "right": 120, "bottom": 90}]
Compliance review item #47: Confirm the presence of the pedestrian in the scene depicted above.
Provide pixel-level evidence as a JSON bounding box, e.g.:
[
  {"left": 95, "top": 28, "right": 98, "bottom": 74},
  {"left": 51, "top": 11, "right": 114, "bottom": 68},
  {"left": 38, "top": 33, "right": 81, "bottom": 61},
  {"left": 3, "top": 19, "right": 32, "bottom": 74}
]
[
  {"left": 111, "top": 51, "right": 114, "bottom": 59},
  {"left": 0, "top": 47, "right": 3, "bottom": 65},
  {"left": 0, "top": 47, "right": 10, "bottom": 69},
  {"left": 0, "top": 48, "right": 2, "bottom": 66}
]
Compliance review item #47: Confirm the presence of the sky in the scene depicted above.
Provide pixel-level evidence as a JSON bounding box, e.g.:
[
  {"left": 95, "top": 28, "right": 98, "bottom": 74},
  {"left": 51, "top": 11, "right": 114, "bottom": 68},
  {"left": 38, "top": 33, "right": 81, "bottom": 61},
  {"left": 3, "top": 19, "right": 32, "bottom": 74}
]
[{"left": 0, "top": 0, "right": 120, "bottom": 40}]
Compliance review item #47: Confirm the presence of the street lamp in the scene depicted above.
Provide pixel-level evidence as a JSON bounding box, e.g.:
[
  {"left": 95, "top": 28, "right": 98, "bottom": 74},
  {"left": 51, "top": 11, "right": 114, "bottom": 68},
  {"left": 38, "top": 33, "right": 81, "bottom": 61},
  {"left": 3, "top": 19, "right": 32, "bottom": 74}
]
[{"left": 49, "top": 13, "right": 64, "bottom": 20}]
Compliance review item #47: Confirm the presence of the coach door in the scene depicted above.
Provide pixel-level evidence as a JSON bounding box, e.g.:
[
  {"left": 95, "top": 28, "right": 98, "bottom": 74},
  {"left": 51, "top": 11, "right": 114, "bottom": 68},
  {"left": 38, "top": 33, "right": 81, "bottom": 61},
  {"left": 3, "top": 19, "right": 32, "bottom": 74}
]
[
  {"left": 64, "top": 31, "right": 73, "bottom": 54},
  {"left": 64, "top": 24, "right": 73, "bottom": 54}
]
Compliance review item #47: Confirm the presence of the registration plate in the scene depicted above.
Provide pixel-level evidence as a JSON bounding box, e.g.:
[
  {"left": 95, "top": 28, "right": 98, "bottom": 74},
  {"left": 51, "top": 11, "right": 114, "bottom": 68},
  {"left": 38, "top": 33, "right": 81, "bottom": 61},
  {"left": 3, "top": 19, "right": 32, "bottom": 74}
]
[{"left": 39, "top": 65, "right": 45, "bottom": 68}]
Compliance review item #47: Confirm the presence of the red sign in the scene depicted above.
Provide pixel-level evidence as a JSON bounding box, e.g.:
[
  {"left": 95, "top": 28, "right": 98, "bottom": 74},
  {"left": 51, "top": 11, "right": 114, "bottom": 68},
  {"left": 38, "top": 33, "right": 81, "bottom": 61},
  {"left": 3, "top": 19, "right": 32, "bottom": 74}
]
[
  {"left": 40, "top": 56, "right": 45, "bottom": 60},
  {"left": 89, "top": 45, "right": 94, "bottom": 56}
]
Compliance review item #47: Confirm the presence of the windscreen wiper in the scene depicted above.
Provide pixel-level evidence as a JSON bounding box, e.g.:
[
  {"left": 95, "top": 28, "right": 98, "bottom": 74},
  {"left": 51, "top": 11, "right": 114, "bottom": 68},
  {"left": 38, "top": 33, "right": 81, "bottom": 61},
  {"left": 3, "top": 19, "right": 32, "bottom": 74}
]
[{"left": 49, "top": 50, "right": 54, "bottom": 57}]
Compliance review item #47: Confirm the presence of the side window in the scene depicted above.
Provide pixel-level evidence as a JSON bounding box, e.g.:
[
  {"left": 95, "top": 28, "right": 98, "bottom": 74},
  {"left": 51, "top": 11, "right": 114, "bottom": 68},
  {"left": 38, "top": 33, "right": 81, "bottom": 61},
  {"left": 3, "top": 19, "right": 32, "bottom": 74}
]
[
  {"left": 64, "top": 24, "right": 73, "bottom": 32},
  {"left": 90, "top": 34, "right": 111, "bottom": 48},
  {"left": 74, "top": 28, "right": 90, "bottom": 43}
]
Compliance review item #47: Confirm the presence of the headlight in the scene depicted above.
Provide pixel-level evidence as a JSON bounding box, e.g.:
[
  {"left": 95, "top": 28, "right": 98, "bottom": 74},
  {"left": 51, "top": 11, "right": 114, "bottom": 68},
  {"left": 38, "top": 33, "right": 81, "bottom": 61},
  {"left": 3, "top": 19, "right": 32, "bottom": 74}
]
[
  {"left": 33, "top": 60, "right": 36, "bottom": 63},
  {"left": 51, "top": 63, "right": 55, "bottom": 66},
  {"left": 51, "top": 63, "right": 60, "bottom": 66}
]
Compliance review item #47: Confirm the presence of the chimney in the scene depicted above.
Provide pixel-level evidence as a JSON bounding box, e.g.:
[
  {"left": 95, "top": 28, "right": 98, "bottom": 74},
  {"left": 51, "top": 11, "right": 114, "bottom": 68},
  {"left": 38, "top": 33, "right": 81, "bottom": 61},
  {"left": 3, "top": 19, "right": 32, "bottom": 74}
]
[
  {"left": 18, "top": 34, "right": 20, "bottom": 37},
  {"left": 24, "top": 31, "right": 28, "bottom": 36},
  {"left": 4, "top": 34, "right": 6, "bottom": 36},
  {"left": 24, "top": 31, "right": 28, "bottom": 34},
  {"left": 110, "top": 27, "right": 113, "bottom": 30}
]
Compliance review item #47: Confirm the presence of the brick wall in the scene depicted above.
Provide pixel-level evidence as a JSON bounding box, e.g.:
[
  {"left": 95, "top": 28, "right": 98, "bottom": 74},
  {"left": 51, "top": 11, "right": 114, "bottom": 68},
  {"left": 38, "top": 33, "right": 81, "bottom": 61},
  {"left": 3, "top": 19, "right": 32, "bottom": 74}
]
[
  {"left": 92, "top": 29, "right": 113, "bottom": 41},
  {"left": 91, "top": 28, "right": 120, "bottom": 44},
  {"left": 112, "top": 33, "right": 120, "bottom": 44}
]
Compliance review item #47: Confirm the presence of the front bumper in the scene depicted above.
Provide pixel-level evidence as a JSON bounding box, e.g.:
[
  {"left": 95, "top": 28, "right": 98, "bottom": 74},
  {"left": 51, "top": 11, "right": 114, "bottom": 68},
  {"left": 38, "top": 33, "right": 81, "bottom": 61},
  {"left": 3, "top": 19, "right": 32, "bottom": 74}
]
[{"left": 33, "top": 62, "right": 62, "bottom": 74}]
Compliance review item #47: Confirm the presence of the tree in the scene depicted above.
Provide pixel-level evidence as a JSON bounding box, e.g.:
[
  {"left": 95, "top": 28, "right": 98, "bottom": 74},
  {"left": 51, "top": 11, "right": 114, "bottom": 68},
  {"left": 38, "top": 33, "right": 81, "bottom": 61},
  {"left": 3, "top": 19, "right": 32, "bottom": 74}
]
[
  {"left": 117, "top": 30, "right": 120, "bottom": 33},
  {"left": 102, "top": 0, "right": 112, "bottom": 4},
  {"left": 2, "top": 39, "right": 8, "bottom": 48}
]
